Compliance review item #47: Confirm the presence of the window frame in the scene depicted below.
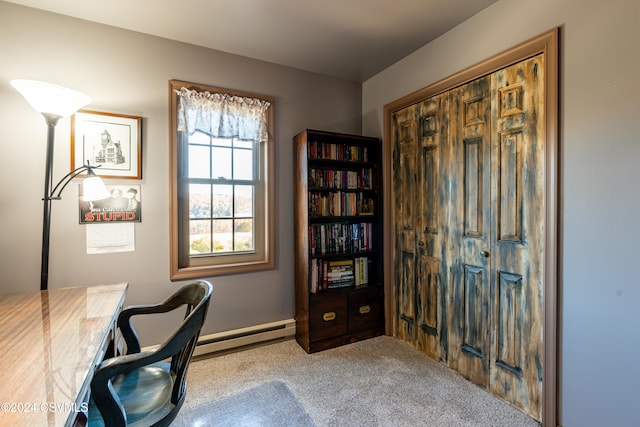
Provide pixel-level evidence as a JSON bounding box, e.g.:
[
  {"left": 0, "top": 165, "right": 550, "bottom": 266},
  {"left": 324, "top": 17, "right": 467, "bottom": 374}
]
[{"left": 169, "top": 80, "right": 275, "bottom": 280}]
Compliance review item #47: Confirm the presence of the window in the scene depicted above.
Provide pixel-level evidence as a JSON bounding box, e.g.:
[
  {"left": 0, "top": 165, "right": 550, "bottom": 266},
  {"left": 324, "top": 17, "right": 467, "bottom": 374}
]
[{"left": 169, "top": 80, "right": 275, "bottom": 279}]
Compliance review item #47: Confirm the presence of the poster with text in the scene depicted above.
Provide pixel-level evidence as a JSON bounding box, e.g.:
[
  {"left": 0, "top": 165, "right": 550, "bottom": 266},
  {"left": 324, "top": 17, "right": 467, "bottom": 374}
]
[{"left": 79, "top": 184, "right": 141, "bottom": 224}]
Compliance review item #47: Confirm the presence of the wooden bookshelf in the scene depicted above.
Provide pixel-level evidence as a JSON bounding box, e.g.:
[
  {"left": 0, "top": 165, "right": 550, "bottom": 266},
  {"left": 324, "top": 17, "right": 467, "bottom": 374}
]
[{"left": 293, "top": 129, "right": 384, "bottom": 353}]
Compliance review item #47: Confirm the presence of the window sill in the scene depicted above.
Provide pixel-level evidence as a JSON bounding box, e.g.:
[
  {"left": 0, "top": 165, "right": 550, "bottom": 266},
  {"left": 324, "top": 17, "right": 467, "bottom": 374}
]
[{"left": 170, "top": 257, "right": 275, "bottom": 280}]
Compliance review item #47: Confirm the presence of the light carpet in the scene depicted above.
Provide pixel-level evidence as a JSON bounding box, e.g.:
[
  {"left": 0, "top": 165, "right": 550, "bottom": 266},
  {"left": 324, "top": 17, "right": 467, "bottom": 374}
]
[
  {"left": 176, "top": 336, "right": 540, "bottom": 426},
  {"left": 173, "top": 380, "right": 315, "bottom": 427}
]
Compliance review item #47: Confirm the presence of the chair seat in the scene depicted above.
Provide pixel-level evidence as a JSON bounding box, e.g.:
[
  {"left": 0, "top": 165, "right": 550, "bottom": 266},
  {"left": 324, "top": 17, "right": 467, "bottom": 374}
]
[{"left": 88, "top": 361, "right": 176, "bottom": 427}]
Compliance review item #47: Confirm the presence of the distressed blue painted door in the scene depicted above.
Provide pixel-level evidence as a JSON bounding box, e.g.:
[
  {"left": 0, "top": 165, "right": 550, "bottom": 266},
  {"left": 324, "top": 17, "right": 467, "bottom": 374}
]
[
  {"left": 488, "top": 54, "right": 545, "bottom": 420},
  {"left": 448, "top": 55, "right": 545, "bottom": 419},
  {"left": 447, "top": 75, "right": 493, "bottom": 388},
  {"left": 391, "top": 54, "right": 545, "bottom": 422},
  {"left": 415, "top": 94, "right": 450, "bottom": 361},
  {"left": 393, "top": 94, "right": 450, "bottom": 361},
  {"left": 392, "top": 105, "right": 418, "bottom": 345}
]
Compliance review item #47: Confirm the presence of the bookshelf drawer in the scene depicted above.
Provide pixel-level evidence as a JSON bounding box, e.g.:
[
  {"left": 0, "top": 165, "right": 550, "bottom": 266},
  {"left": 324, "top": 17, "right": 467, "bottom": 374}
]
[
  {"left": 309, "top": 294, "right": 347, "bottom": 341},
  {"left": 348, "top": 287, "right": 383, "bottom": 332}
]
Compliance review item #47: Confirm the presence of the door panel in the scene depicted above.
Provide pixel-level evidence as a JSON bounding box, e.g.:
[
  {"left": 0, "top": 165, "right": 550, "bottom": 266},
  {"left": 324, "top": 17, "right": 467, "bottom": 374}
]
[
  {"left": 398, "top": 231, "right": 415, "bottom": 340},
  {"left": 496, "top": 271, "right": 525, "bottom": 376},
  {"left": 489, "top": 54, "right": 545, "bottom": 420},
  {"left": 448, "top": 75, "right": 492, "bottom": 388},
  {"left": 461, "top": 264, "right": 485, "bottom": 358},
  {"left": 392, "top": 105, "right": 417, "bottom": 344},
  {"left": 415, "top": 94, "right": 449, "bottom": 360},
  {"left": 497, "top": 130, "right": 524, "bottom": 241},
  {"left": 419, "top": 256, "right": 439, "bottom": 337},
  {"left": 464, "top": 137, "right": 485, "bottom": 237}
]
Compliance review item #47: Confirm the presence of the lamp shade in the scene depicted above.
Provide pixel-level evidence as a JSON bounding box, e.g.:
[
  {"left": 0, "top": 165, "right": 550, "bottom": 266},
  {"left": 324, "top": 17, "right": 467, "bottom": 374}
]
[
  {"left": 82, "top": 170, "right": 110, "bottom": 202},
  {"left": 11, "top": 79, "right": 91, "bottom": 117}
]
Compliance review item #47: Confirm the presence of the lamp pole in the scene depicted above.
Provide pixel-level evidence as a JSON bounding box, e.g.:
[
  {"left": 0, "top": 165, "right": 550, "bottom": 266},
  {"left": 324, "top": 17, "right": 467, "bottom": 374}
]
[
  {"left": 11, "top": 79, "right": 99, "bottom": 291},
  {"left": 40, "top": 113, "right": 61, "bottom": 291}
]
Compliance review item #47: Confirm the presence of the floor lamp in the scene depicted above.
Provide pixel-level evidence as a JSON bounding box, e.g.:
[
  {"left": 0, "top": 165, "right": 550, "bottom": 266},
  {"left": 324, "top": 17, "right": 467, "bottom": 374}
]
[{"left": 11, "top": 79, "right": 110, "bottom": 291}]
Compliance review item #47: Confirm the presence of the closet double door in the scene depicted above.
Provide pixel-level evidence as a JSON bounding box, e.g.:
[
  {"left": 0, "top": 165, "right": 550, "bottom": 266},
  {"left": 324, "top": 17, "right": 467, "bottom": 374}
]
[{"left": 392, "top": 55, "right": 544, "bottom": 420}]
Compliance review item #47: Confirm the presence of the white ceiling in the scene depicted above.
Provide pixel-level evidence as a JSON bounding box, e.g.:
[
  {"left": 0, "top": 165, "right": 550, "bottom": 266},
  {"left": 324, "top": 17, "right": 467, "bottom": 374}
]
[{"left": 5, "top": 0, "right": 497, "bottom": 82}]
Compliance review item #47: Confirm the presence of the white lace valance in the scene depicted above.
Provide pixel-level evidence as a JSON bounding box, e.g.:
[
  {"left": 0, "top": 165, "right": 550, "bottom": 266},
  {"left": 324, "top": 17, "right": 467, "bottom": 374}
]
[{"left": 176, "top": 87, "right": 271, "bottom": 142}]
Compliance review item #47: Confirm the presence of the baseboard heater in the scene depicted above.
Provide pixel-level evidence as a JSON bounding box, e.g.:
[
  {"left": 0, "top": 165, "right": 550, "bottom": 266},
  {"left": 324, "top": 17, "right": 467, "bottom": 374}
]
[{"left": 192, "top": 318, "right": 296, "bottom": 357}]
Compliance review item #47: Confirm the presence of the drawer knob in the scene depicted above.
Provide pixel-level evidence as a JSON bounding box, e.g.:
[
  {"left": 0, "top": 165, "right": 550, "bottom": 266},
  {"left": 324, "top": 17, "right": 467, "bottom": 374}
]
[
  {"left": 359, "top": 305, "right": 371, "bottom": 314},
  {"left": 323, "top": 312, "right": 336, "bottom": 321}
]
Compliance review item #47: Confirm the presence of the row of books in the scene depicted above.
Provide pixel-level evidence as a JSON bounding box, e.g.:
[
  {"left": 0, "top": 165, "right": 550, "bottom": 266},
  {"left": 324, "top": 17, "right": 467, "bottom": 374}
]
[
  {"left": 309, "top": 191, "right": 375, "bottom": 217},
  {"left": 309, "top": 168, "right": 373, "bottom": 190},
  {"left": 309, "top": 222, "right": 373, "bottom": 255},
  {"left": 309, "top": 257, "right": 370, "bottom": 293},
  {"left": 308, "top": 141, "right": 369, "bottom": 162}
]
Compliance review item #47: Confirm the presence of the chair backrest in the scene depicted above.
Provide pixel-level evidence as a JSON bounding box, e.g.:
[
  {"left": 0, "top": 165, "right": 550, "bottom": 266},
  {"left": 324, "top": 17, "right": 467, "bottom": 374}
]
[
  {"left": 160, "top": 281, "right": 213, "bottom": 403},
  {"left": 117, "top": 280, "right": 213, "bottom": 356}
]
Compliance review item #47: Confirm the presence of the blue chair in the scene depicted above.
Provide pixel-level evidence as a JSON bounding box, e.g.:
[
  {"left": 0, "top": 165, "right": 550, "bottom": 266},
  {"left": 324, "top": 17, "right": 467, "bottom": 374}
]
[{"left": 88, "top": 281, "right": 213, "bottom": 427}]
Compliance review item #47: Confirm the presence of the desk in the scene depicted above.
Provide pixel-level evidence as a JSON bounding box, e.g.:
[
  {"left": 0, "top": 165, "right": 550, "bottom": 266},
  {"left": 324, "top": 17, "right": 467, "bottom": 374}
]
[{"left": 0, "top": 283, "right": 127, "bottom": 427}]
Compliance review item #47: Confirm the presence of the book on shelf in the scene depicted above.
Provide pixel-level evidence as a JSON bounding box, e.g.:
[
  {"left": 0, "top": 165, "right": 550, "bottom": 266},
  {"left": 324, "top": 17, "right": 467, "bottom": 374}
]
[
  {"left": 353, "top": 256, "right": 369, "bottom": 286},
  {"left": 327, "top": 259, "right": 354, "bottom": 289},
  {"left": 309, "top": 256, "right": 369, "bottom": 293},
  {"left": 308, "top": 191, "right": 375, "bottom": 217},
  {"left": 308, "top": 222, "right": 373, "bottom": 255},
  {"left": 309, "top": 168, "right": 373, "bottom": 191},
  {"left": 307, "top": 141, "right": 369, "bottom": 162}
]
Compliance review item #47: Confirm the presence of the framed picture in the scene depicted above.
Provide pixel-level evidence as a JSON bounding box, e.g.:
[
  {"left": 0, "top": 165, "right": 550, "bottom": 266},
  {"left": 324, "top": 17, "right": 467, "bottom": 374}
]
[
  {"left": 79, "top": 184, "right": 142, "bottom": 223},
  {"left": 71, "top": 110, "right": 142, "bottom": 179}
]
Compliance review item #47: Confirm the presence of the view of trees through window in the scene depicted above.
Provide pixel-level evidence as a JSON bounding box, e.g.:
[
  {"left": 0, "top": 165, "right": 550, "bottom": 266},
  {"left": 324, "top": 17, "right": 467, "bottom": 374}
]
[{"left": 186, "top": 132, "right": 255, "bottom": 255}]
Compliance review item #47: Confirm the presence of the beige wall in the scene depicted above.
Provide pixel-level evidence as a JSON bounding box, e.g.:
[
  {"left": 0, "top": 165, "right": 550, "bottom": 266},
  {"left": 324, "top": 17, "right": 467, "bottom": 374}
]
[
  {"left": 0, "top": 2, "right": 362, "bottom": 345},
  {"left": 362, "top": 0, "right": 640, "bottom": 425}
]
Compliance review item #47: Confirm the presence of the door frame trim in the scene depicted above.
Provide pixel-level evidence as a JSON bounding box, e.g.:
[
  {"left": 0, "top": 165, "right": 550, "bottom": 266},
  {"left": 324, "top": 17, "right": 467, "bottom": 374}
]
[{"left": 383, "top": 28, "right": 558, "bottom": 426}]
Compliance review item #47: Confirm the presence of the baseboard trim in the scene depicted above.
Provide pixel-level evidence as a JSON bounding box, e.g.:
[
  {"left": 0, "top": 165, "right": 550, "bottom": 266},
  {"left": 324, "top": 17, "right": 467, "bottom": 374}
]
[{"left": 193, "top": 319, "right": 296, "bottom": 357}]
